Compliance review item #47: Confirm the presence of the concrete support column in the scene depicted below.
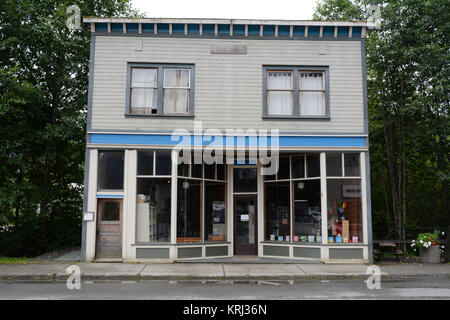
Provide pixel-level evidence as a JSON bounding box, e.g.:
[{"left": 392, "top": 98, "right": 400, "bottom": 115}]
[
  {"left": 124, "top": 150, "right": 137, "bottom": 260},
  {"left": 85, "top": 149, "right": 98, "bottom": 261},
  {"left": 170, "top": 149, "right": 178, "bottom": 260},
  {"left": 320, "top": 152, "right": 328, "bottom": 247},
  {"left": 361, "top": 151, "right": 371, "bottom": 262}
]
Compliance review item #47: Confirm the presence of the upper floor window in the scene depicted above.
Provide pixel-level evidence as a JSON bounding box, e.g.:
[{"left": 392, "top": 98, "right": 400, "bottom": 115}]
[
  {"left": 263, "top": 66, "right": 329, "bottom": 119},
  {"left": 130, "top": 68, "right": 158, "bottom": 115},
  {"left": 299, "top": 71, "right": 325, "bottom": 116},
  {"left": 127, "top": 64, "right": 194, "bottom": 117}
]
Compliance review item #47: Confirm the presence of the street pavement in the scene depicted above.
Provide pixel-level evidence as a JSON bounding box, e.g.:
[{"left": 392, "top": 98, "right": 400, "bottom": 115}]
[
  {"left": 0, "top": 278, "right": 449, "bottom": 300},
  {"left": 0, "top": 262, "right": 449, "bottom": 282}
]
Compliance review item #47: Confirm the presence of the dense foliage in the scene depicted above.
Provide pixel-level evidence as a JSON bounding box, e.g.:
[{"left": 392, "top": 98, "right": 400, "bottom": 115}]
[
  {"left": 0, "top": 0, "right": 138, "bottom": 256},
  {"left": 314, "top": 0, "right": 449, "bottom": 246}
]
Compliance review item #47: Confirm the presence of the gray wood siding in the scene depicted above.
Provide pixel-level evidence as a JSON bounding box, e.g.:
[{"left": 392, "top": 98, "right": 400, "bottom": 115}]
[{"left": 90, "top": 36, "right": 364, "bottom": 133}]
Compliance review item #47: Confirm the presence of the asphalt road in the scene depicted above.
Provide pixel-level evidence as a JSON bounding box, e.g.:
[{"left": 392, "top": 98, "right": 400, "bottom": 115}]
[{"left": 1, "top": 278, "right": 449, "bottom": 300}]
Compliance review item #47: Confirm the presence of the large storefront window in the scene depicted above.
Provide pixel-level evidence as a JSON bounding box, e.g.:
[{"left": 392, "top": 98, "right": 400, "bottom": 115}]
[
  {"left": 136, "top": 178, "right": 171, "bottom": 242},
  {"left": 293, "top": 179, "right": 321, "bottom": 242},
  {"left": 177, "top": 158, "right": 227, "bottom": 243},
  {"left": 136, "top": 150, "right": 172, "bottom": 243},
  {"left": 326, "top": 153, "right": 362, "bottom": 243},
  {"left": 264, "top": 153, "right": 321, "bottom": 242},
  {"left": 204, "top": 181, "right": 226, "bottom": 241},
  {"left": 265, "top": 181, "right": 290, "bottom": 241},
  {"left": 177, "top": 178, "right": 202, "bottom": 242}
]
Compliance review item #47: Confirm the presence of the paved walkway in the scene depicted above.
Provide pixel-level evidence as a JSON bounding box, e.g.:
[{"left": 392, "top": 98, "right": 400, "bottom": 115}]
[{"left": 0, "top": 262, "right": 449, "bottom": 282}]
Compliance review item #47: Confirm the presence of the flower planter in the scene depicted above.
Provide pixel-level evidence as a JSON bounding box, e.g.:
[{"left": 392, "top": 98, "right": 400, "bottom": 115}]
[{"left": 420, "top": 245, "right": 440, "bottom": 263}]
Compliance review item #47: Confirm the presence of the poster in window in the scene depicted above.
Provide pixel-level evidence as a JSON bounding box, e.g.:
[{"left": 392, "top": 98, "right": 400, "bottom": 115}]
[{"left": 342, "top": 184, "right": 361, "bottom": 197}]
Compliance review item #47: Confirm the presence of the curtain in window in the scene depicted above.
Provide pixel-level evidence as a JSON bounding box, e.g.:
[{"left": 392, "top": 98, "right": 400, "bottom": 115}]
[
  {"left": 267, "top": 72, "right": 292, "bottom": 115},
  {"left": 131, "top": 88, "right": 157, "bottom": 109},
  {"left": 132, "top": 68, "right": 157, "bottom": 87},
  {"left": 300, "top": 72, "right": 325, "bottom": 116},
  {"left": 131, "top": 68, "right": 158, "bottom": 111},
  {"left": 164, "top": 69, "right": 190, "bottom": 114}
]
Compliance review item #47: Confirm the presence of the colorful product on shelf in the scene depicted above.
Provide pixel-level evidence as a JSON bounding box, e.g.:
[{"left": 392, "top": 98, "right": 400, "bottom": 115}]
[
  {"left": 328, "top": 236, "right": 334, "bottom": 243},
  {"left": 308, "top": 235, "right": 315, "bottom": 243}
]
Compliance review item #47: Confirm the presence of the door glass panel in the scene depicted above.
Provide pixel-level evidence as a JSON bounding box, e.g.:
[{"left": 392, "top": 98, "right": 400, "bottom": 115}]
[
  {"left": 236, "top": 197, "right": 256, "bottom": 244},
  {"left": 100, "top": 201, "right": 120, "bottom": 221}
]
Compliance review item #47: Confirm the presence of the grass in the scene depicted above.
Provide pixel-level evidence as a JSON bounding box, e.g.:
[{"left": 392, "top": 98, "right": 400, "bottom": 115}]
[{"left": 0, "top": 257, "right": 30, "bottom": 264}]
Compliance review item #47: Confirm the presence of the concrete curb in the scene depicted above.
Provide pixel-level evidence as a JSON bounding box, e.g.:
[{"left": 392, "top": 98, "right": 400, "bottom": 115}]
[
  {"left": 1, "top": 273, "right": 449, "bottom": 283},
  {"left": 1, "top": 263, "right": 449, "bottom": 283}
]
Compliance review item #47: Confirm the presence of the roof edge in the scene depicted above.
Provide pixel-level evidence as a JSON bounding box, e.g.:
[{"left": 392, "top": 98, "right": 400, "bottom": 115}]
[{"left": 83, "top": 17, "right": 376, "bottom": 28}]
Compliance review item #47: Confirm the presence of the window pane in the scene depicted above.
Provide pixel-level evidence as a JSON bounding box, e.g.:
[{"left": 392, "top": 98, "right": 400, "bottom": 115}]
[
  {"left": 300, "top": 92, "right": 324, "bottom": 116},
  {"left": 204, "top": 181, "right": 226, "bottom": 241},
  {"left": 163, "top": 89, "right": 189, "bottom": 114},
  {"left": 217, "top": 164, "right": 225, "bottom": 180},
  {"left": 131, "top": 88, "right": 157, "bottom": 109},
  {"left": 267, "top": 91, "right": 293, "bottom": 115},
  {"left": 326, "top": 153, "right": 342, "bottom": 176},
  {"left": 178, "top": 162, "right": 189, "bottom": 177},
  {"left": 204, "top": 163, "right": 215, "bottom": 180},
  {"left": 100, "top": 201, "right": 120, "bottom": 221},
  {"left": 155, "top": 151, "right": 172, "bottom": 175},
  {"left": 291, "top": 155, "right": 305, "bottom": 179},
  {"left": 177, "top": 179, "right": 201, "bottom": 242},
  {"left": 132, "top": 68, "right": 157, "bottom": 87},
  {"left": 277, "top": 156, "right": 290, "bottom": 179},
  {"left": 344, "top": 153, "right": 360, "bottom": 176},
  {"left": 137, "top": 151, "right": 153, "bottom": 175},
  {"left": 300, "top": 72, "right": 324, "bottom": 90},
  {"left": 327, "top": 179, "right": 362, "bottom": 243},
  {"left": 234, "top": 168, "right": 257, "bottom": 192},
  {"left": 294, "top": 180, "right": 321, "bottom": 242},
  {"left": 236, "top": 196, "right": 256, "bottom": 244},
  {"left": 306, "top": 154, "right": 320, "bottom": 177},
  {"left": 267, "top": 71, "right": 292, "bottom": 89},
  {"left": 136, "top": 178, "right": 171, "bottom": 242},
  {"left": 164, "top": 69, "right": 189, "bottom": 87},
  {"left": 191, "top": 153, "right": 203, "bottom": 178},
  {"left": 265, "top": 181, "right": 290, "bottom": 241},
  {"left": 98, "top": 151, "right": 124, "bottom": 190}
]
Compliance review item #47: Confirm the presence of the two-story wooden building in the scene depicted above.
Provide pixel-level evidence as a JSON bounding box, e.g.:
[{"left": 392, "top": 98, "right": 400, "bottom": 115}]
[{"left": 81, "top": 17, "right": 374, "bottom": 263}]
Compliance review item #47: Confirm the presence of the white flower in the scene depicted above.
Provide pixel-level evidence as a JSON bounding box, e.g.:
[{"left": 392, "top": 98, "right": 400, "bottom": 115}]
[
  {"left": 412, "top": 240, "right": 415, "bottom": 243},
  {"left": 420, "top": 240, "right": 423, "bottom": 243},
  {"left": 442, "top": 232, "right": 445, "bottom": 235},
  {"left": 428, "top": 241, "right": 431, "bottom": 246}
]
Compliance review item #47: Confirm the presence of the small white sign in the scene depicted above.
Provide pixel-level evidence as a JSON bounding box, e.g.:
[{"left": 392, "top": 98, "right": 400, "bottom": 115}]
[
  {"left": 240, "top": 214, "right": 249, "bottom": 221},
  {"left": 83, "top": 212, "right": 94, "bottom": 221}
]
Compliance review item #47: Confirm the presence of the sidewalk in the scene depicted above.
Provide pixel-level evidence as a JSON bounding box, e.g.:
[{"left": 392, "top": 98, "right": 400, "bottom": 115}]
[{"left": 0, "top": 262, "right": 449, "bottom": 282}]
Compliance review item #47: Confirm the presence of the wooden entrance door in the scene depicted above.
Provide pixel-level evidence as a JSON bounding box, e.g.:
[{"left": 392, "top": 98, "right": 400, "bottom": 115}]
[
  {"left": 234, "top": 195, "right": 257, "bottom": 255},
  {"left": 96, "top": 199, "right": 123, "bottom": 259}
]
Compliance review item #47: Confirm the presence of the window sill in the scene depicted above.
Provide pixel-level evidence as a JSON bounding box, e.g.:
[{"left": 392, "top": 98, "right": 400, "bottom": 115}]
[
  {"left": 125, "top": 113, "right": 195, "bottom": 119},
  {"left": 262, "top": 241, "right": 321, "bottom": 245},
  {"left": 262, "top": 116, "right": 330, "bottom": 121}
]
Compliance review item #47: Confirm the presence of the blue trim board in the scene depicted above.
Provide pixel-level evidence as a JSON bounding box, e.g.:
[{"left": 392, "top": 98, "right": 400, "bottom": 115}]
[
  {"left": 96, "top": 194, "right": 124, "bottom": 199},
  {"left": 90, "top": 133, "right": 366, "bottom": 148}
]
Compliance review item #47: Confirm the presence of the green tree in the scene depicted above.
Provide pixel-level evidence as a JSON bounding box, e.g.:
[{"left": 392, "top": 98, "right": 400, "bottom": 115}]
[
  {"left": 0, "top": 0, "right": 139, "bottom": 256},
  {"left": 313, "top": 0, "right": 364, "bottom": 20},
  {"left": 312, "top": 0, "right": 449, "bottom": 253}
]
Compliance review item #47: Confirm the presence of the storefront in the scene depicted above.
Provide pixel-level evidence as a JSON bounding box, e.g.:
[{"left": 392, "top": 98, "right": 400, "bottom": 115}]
[{"left": 82, "top": 141, "right": 371, "bottom": 263}]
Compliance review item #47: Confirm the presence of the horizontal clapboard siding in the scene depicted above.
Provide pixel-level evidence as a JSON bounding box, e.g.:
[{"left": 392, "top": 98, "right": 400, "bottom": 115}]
[{"left": 91, "top": 36, "right": 364, "bottom": 133}]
